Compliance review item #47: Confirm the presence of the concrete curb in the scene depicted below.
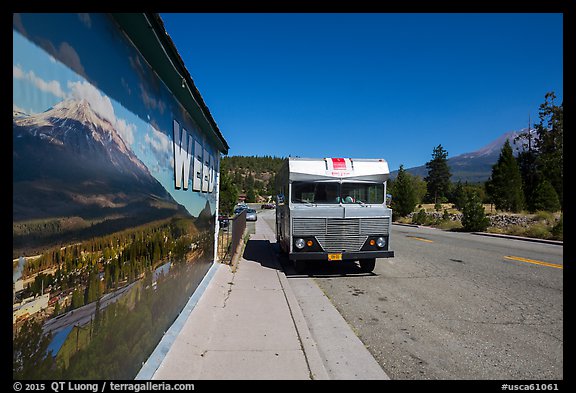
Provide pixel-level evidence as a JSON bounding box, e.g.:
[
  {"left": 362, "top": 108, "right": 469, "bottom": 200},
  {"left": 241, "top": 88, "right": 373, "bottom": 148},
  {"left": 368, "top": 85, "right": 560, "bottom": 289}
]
[
  {"left": 470, "top": 231, "right": 563, "bottom": 245},
  {"left": 276, "top": 270, "right": 330, "bottom": 380},
  {"left": 393, "top": 222, "right": 563, "bottom": 246},
  {"left": 392, "top": 222, "right": 419, "bottom": 228},
  {"left": 288, "top": 277, "right": 391, "bottom": 380}
]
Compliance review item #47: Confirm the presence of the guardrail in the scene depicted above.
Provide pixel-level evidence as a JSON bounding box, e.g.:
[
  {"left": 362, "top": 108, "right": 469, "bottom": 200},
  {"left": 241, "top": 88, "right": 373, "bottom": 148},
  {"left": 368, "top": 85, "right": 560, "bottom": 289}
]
[{"left": 217, "top": 210, "right": 247, "bottom": 265}]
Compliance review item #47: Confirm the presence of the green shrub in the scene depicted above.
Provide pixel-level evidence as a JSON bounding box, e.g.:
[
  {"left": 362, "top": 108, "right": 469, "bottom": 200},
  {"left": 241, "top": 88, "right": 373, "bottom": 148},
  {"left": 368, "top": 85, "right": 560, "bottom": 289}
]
[
  {"left": 524, "top": 223, "right": 551, "bottom": 239},
  {"left": 533, "top": 210, "right": 554, "bottom": 223},
  {"left": 551, "top": 214, "right": 563, "bottom": 240},
  {"left": 505, "top": 225, "right": 526, "bottom": 236},
  {"left": 437, "top": 219, "right": 462, "bottom": 231},
  {"left": 412, "top": 209, "right": 427, "bottom": 225},
  {"left": 532, "top": 180, "right": 561, "bottom": 212},
  {"left": 462, "top": 192, "right": 489, "bottom": 232}
]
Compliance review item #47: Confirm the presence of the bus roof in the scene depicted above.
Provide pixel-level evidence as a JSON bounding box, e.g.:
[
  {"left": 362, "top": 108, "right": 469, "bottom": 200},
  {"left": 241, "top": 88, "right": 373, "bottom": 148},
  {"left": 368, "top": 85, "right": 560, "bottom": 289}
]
[{"left": 286, "top": 157, "right": 390, "bottom": 182}]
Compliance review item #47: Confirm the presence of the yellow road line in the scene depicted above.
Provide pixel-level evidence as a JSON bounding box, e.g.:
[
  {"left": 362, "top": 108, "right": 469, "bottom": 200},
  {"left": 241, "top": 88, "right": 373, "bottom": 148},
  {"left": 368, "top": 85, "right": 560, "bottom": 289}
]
[
  {"left": 406, "top": 236, "right": 434, "bottom": 243},
  {"left": 504, "top": 255, "right": 563, "bottom": 269}
]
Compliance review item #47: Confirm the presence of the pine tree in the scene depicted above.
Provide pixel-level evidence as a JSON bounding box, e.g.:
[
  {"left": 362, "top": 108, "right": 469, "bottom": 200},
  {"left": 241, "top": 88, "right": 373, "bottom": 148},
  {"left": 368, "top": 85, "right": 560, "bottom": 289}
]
[
  {"left": 424, "top": 144, "right": 451, "bottom": 204},
  {"left": 71, "top": 287, "right": 84, "bottom": 309},
  {"left": 390, "top": 165, "right": 417, "bottom": 218},
  {"left": 534, "top": 92, "right": 563, "bottom": 208},
  {"left": 246, "top": 188, "right": 257, "bottom": 203},
  {"left": 532, "top": 179, "right": 561, "bottom": 212},
  {"left": 486, "top": 139, "right": 524, "bottom": 212},
  {"left": 461, "top": 192, "right": 490, "bottom": 232},
  {"left": 93, "top": 298, "right": 102, "bottom": 336},
  {"left": 245, "top": 174, "right": 255, "bottom": 194},
  {"left": 451, "top": 181, "right": 467, "bottom": 211},
  {"left": 218, "top": 170, "right": 238, "bottom": 215},
  {"left": 13, "top": 319, "right": 56, "bottom": 379},
  {"left": 515, "top": 92, "right": 563, "bottom": 210},
  {"left": 516, "top": 149, "right": 540, "bottom": 212}
]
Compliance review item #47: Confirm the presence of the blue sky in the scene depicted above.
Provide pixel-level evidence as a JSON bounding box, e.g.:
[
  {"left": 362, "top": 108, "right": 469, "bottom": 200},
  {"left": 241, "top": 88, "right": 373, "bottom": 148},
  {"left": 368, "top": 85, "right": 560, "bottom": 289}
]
[{"left": 160, "top": 13, "right": 563, "bottom": 171}]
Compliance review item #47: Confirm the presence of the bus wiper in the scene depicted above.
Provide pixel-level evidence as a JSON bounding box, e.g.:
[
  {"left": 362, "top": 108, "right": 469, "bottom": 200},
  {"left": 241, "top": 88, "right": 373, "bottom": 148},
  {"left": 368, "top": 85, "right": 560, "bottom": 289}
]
[{"left": 355, "top": 200, "right": 368, "bottom": 207}]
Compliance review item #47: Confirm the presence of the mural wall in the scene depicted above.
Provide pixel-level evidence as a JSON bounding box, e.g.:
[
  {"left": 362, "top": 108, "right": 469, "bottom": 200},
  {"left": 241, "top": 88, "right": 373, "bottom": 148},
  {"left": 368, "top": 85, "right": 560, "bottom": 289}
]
[{"left": 13, "top": 13, "right": 221, "bottom": 379}]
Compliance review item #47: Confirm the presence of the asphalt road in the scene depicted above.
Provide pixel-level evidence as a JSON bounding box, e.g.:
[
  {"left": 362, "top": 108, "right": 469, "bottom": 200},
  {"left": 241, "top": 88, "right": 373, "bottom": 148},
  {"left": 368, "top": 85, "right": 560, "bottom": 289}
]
[
  {"left": 43, "top": 281, "right": 137, "bottom": 335},
  {"left": 261, "top": 209, "right": 563, "bottom": 380}
]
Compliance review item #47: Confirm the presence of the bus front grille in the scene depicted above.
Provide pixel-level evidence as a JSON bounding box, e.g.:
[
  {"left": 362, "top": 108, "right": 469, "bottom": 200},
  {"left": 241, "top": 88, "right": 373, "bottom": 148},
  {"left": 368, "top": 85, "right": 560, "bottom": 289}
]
[{"left": 292, "top": 217, "right": 389, "bottom": 253}]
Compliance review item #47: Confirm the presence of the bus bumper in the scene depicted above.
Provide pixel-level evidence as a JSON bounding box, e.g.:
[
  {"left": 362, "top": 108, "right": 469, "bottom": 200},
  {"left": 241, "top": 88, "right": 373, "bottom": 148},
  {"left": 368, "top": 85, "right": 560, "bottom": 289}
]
[{"left": 288, "top": 250, "right": 394, "bottom": 261}]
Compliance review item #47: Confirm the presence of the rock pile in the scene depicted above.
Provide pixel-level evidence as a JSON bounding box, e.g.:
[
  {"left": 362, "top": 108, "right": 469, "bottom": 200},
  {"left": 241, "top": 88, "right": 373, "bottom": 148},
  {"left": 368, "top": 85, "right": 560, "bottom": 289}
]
[{"left": 407, "top": 212, "right": 533, "bottom": 228}]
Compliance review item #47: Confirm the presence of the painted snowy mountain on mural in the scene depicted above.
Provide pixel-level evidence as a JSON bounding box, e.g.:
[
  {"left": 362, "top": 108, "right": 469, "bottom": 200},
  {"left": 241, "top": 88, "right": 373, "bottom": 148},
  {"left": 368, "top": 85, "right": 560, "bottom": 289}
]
[{"left": 13, "top": 98, "right": 194, "bottom": 255}]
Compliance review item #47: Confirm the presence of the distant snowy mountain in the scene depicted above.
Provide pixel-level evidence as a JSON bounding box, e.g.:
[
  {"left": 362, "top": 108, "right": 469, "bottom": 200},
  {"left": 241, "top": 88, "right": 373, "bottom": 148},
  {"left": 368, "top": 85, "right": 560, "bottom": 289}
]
[
  {"left": 391, "top": 128, "right": 537, "bottom": 183},
  {"left": 457, "top": 129, "right": 535, "bottom": 159},
  {"left": 13, "top": 109, "right": 28, "bottom": 119}
]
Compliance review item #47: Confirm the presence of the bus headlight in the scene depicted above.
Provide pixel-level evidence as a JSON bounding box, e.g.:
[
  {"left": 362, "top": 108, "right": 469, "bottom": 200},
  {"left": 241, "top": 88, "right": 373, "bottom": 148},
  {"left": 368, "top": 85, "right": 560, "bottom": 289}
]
[
  {"left": 294, "top": 238, "right": 306, "bottom": 249},
  {"left": 376, "top": 237, "right": 386, "bottom": 248}
]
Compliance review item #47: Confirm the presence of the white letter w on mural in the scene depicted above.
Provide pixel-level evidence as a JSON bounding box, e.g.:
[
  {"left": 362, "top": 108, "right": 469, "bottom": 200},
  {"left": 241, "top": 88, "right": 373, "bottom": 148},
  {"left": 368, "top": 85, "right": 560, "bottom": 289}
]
[{"left": 173, "top": 120, "right": 193, "bottom": 189}]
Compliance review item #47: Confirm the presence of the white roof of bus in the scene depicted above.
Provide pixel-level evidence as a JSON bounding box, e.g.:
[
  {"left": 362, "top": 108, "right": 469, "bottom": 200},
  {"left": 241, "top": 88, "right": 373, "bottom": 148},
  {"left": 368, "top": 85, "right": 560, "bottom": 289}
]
[{"left": 287, "top": 157, "right": 390, "bottom": 182}]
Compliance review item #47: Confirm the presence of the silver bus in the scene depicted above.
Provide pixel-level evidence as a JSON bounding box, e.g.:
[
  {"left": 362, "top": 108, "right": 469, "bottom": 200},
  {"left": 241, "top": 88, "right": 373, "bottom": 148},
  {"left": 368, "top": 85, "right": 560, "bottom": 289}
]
[{"left": 275, "top": 157, "right": 394, "bottom": 272}]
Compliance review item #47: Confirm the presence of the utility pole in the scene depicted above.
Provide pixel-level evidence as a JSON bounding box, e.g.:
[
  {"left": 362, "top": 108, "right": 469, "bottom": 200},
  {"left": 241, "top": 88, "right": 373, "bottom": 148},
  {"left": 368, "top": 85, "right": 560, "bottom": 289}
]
[{"left": 528, "top": 114, "right": 532, "bottom": 152}]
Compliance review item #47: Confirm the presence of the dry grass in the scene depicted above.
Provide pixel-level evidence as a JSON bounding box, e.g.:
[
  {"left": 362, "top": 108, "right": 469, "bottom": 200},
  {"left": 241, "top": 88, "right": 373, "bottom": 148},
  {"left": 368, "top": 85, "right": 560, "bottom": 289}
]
[{"left": 402, "top": 204, "right": 562, "bottom": 240}]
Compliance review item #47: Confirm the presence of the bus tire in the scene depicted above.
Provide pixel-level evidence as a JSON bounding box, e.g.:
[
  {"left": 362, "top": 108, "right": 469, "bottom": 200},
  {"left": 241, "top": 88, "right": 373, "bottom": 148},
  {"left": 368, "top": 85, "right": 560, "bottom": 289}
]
[{"left": 359, "top": 258, "right": 376, "bottom": 273}]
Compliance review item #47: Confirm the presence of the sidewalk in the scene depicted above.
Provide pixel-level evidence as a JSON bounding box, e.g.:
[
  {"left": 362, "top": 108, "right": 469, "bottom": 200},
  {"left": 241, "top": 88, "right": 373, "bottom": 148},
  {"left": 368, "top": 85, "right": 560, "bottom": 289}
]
[{"left": 137, "top": 215, "right": 388, "bottom": 380}]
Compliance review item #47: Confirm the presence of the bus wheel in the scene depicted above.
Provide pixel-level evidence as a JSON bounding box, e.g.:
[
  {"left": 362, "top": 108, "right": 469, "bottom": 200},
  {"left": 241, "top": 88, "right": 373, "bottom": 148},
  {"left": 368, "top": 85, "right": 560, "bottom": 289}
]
[
  {"left": 293, "top": 260, "right": 307, "bottom": 273},
  {"left": 359, "top": 258, "right": 376, "bottom": 273}
]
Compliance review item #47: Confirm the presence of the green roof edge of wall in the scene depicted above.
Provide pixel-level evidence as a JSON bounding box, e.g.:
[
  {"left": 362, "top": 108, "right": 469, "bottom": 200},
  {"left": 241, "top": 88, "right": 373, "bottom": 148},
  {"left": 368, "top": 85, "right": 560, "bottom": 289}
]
[{"left": 111, "top": 13, "right": 229, "bottom": 155}]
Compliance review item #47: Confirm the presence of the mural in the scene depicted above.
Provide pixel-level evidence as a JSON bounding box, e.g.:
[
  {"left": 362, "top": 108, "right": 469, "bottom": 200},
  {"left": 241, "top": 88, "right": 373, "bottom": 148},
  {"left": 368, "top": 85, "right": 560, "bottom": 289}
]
[{"left": 13, "top": 14, "right": 221, "bottom": 379}]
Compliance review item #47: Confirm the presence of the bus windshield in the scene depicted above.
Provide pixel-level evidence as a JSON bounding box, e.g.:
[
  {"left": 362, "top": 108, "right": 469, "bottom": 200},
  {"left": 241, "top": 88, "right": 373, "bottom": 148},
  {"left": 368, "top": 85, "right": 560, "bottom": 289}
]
[{"left": 291, "top": 182, "right": 384, "bottom": 204}]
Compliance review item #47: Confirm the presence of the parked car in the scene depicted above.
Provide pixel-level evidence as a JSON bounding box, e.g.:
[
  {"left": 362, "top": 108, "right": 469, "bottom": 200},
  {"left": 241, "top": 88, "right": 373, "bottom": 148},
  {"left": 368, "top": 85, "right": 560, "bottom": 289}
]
[
  {"left": 234, "top": 205, "right": 248, "bottom": 215},
  {"left": 245, "top": 208, "right": 257, "bottom": 221},
  {"left": 218, "top": 215, "right": 229, "bottom": 228}
]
